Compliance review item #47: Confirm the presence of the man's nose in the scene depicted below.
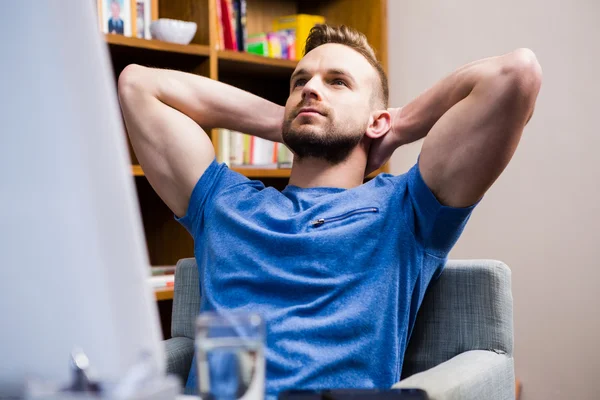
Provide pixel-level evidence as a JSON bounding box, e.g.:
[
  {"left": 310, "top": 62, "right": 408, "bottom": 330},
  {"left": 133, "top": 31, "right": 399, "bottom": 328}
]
[{"left": 301, "top": 77, "right": 322, "bottom": 102}]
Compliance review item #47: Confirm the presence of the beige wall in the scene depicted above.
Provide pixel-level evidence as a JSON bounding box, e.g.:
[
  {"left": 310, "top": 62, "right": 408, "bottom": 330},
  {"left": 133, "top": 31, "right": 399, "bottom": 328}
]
[{"left": 387, "top": 0, "right": 600, "bottom": 399}]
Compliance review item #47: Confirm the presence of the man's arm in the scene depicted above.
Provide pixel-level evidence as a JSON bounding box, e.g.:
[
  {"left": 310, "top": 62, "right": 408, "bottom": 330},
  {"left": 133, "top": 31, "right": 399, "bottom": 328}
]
[
  {"left": 117, "top": 65, "right": 284, "bottom": 217},
  {"left": 390, "top": 48, "right": 542, "bottom": 207}
]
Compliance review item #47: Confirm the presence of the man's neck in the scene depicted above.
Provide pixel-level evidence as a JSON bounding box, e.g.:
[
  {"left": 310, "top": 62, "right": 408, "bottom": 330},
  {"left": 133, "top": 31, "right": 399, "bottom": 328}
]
[{"left": 287, "top": 144, "right": 368, "bottom": 189}]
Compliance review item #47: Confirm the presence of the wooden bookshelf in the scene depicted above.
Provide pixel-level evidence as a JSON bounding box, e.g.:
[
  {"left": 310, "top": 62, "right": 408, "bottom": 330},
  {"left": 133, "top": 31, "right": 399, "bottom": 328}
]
[
  {"left": 105, "top": 0, "right": 389, "bottom": 298},
  {"left": 131, "top": 165, "right": 144, "bottom": 176},
  {"left": 105, "top": 34, "right": 210, "bottom": 57},
  {"left": 133, "top": 164, "right": 388, "bottom": 179},
  {"left": 218, "top": 50, "right": 297, "bottom": 77},
  {"left": 155, "top": 287, "right": 174, "bottom": 301}
]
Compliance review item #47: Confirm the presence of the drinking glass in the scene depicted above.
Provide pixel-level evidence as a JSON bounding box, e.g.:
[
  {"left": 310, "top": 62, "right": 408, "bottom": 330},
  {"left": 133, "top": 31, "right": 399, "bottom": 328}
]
[{"left": 195, "top": 311, "right": 266, "bottom": 400}]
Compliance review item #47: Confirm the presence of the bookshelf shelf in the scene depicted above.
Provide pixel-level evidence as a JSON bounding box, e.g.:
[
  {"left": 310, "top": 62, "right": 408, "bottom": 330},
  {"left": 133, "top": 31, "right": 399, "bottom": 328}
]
[
  {"left": 232, "top": 167, "right": 292, "bottom": 178},
  {"left": 133, "top": 164, "right": 387, "bottom": 180},
  {"left": 218, "top": 50, "right": 297, "bottom": 78},
  {"left": 133, "top": 164, "right": 292, "bottom": 179},
  {"left": 105, "top": 34, "right": 211, "bottom": 57},
  {"left": 132, "top": 165, "right": 144, "bottom": 176},
  {"left": 154, "top": 287, "right": 174, "bottom": 301}
]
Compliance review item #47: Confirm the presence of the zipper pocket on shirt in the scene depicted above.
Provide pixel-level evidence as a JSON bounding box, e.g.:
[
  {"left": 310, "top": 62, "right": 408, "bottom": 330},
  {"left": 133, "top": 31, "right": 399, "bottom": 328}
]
[{"left": 310, "top": 207, "right": 379, "bottom": 227}]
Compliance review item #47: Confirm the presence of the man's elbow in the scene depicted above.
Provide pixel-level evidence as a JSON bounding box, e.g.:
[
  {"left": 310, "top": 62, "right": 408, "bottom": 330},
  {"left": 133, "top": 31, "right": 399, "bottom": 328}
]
[
  {"left": 489, "top": 49, "right": 542, "bottom": 124},
  {"left": 502, "top": 48, "right": 543, "bottom": 100},
  {"left": 117, "top": 64, "right": 151, "bottom": 102}
]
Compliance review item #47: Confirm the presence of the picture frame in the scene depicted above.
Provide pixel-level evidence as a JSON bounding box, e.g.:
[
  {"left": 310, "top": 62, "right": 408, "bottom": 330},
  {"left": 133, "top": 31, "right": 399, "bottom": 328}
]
[
  {"left": 133, "top": 0, "right": 150, "bottom": 39},
  {"left": 98, "top": 0, "right": 133, "bottom": 36},
  {"left": 131, "top": 0, "right": 159, "bottom": 39},
  {"left": 97, "top": 0, "right": 158, "bottom": 39}
]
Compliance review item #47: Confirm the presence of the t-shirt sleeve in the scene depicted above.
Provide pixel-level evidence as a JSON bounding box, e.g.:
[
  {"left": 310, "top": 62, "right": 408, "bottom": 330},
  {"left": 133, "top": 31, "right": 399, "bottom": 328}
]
[
  {"left": 398, "top": 159, "right": 480, "bottom": 259},
  {"left": 175, "top": 158, "right": 249, "bottom": 238}
]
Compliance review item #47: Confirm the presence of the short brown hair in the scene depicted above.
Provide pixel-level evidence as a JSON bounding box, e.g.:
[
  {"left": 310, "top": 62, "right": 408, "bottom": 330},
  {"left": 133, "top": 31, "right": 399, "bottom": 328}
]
[{"left": 304, "top": 24, "right": 389, "bottom": 108}]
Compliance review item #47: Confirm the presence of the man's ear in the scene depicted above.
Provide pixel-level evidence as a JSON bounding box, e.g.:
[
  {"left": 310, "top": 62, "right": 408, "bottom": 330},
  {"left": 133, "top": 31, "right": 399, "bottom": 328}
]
[{"left": 365, "top": 110, "right": 391, "bottom": 139}]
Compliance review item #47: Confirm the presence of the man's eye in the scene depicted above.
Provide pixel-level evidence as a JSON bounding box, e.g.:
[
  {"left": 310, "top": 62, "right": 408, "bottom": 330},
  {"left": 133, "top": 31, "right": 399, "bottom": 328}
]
[
  {"left": 293, "top": 79, "right": 307, "bottom": 88},
  {"left": 332, "top": 79, "right": 347, "bottom": 86}
]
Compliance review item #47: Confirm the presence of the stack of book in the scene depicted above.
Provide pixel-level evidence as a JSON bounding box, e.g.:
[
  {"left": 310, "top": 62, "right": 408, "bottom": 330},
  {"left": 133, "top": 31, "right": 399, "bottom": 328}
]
[
  {"left": 216, "top": 129, "right": 293, "bottom": 169},
  {"left": 214, "top": 0, "right": 324, "bottom": 61},
  {"left": 148, "top": 265, "right": 175, "bottom": 289},
  {"left": 215, "top": 0, "right": 247, "bottom": 52}
]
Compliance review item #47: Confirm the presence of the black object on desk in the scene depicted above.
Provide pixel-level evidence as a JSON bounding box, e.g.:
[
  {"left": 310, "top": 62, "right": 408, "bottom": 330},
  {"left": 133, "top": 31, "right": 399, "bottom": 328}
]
[{"left": 279, "top": 388, "right": 429, "bottom": 400}]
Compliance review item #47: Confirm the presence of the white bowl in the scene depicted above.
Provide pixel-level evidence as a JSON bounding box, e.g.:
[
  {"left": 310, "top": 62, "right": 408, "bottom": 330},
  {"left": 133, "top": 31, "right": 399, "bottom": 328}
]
[{"left": 150, "top": 18, "right": 197, "bottom": 45}]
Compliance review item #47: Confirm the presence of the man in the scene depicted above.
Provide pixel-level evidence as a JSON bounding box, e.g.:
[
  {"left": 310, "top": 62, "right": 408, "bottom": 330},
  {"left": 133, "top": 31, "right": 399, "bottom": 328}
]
[{"left": 118, "top": 24, "right": 541, "bottom": 397}]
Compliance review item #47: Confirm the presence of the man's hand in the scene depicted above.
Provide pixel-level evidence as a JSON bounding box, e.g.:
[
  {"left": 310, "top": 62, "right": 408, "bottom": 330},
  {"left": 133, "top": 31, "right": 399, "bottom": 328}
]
[{"left": 365, "top": 108, "right": 403, "bottom": 176}]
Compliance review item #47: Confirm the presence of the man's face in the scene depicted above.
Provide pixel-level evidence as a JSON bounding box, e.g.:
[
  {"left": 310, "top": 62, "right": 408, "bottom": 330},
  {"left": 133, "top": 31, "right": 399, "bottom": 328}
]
[
  {"left": 282, "top": 43, "right": 379, "bottom": 164},
  {"left": 111, "top": 2, "right": 121, "bottom": 19}
]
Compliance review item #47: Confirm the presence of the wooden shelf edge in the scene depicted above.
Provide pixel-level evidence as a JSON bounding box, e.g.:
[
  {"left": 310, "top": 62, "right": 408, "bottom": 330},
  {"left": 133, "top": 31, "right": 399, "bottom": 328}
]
[
  {"left": 132, "top": 165, "right": 144, "bottom": 176},
  {"left": 154, "top": 287, "right": 174, "bottom": 301},
  {"left": 366, "top": 166, "right": 388, "bottom": 179},
  {"left": 218, "top": 50, "right": 297, "bottom": 69},
  {"left": 105, "top": 34, "right": 210, "bottom": 57},
  {"left": 133, "top": 164, "right": 388, "bottom": 179},
  {"left": 231, "top": 167, "right": 292, "bottom": 178},
  {"left": 133, "top": 164, "right": 293, "bottom": 179}
]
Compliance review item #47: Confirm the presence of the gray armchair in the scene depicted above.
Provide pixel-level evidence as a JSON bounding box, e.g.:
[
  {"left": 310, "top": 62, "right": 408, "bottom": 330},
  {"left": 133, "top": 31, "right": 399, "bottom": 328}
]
[{"left": 164, "top": 259, "right": 514, "bottom": 400}]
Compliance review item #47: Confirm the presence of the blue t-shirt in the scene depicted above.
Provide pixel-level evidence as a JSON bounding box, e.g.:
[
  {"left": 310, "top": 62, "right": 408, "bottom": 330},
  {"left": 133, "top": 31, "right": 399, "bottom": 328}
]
[{"left": 176, "top": 157, "right": 477, "bottom": 398}]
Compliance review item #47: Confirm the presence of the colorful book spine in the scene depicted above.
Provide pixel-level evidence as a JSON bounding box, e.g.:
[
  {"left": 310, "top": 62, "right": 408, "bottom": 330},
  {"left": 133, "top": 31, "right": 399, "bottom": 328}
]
[
  {"left": 218, "top": 130, "right": 290, "bottom": 168},
  {"left": 230, "top": 131, "right": 244, "bottom": 165},
  {"left": 227, "top": 0, "right": 238, "bottom": 50},
  {"left": 217, "top": 128, "right": 231, "bottom": 166},
  {"left": 148, "top": 275, "right": 175, "bottom": 288},
  {"left": 247, "top": 33, "right": 268, "bottom": 56},
  {"left": 272, "top": 14, "right": 325, "bottom": 60},
  {"left": 215, "top": 0, "right": 225, "bottom": 50},
  {"left": 277, "top": 142, "right": 293, "bottom": 168},
  {"left": 150, "top": 265, "right": 176, "bottom": 276},
  {"left": 233, "top": 0, "right": 247, "bottom": 51},
  {"left": 220, "top": 0, "right": 237, "bottom": 50},
  {"left": 267, "top": 32, "right": 282, "bottom": 58}
]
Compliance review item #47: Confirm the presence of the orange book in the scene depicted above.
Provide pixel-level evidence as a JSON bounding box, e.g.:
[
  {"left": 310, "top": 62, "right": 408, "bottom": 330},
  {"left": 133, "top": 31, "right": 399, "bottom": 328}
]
[{"left": 215, "top": 0, "right": 224, "bottom": 49}]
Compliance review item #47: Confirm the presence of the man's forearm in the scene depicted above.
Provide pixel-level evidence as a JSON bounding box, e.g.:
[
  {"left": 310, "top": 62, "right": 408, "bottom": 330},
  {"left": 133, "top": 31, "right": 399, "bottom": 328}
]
[
  {"left": 123, "top": 65, "right": 284, "bottom": 143},
  {"left": 392, "top": 52, "right": 510, "bottom": 146}
]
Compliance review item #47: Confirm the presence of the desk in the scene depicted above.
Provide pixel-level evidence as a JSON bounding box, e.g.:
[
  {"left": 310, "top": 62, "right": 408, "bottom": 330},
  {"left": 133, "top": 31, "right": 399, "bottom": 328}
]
[{"left": 174, "top": 380, "right": 523, "bottom": 399}]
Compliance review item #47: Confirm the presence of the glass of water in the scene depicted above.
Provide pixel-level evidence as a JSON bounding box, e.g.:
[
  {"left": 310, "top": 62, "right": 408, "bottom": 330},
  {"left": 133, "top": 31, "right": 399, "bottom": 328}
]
[{"left": 195, "top": 311, "right": 266, "bottom": 400}]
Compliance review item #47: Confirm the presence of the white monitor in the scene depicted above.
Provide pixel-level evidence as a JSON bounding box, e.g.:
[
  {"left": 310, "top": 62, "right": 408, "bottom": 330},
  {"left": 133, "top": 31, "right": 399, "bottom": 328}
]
[{"left": 0, "top": 1, "right": 165, "bottom": 396}]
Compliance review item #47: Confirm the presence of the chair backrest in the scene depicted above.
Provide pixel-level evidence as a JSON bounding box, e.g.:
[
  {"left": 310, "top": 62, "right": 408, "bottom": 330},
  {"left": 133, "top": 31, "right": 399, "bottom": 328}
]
[
  {"left": 170, "top": 258, "right": 514, "bottom": 378},
  {"left": 171, "top": 258, "right": 201, "bottom": 339},
  {"left": 401, "top": 259, "right": 513, "bottom": 379}
]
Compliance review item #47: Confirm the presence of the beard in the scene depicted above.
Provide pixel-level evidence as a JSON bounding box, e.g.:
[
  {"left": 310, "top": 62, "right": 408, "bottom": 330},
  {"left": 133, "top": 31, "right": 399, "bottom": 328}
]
[{"left": 281, "top": 107, "right": 367, "bottom": 165}]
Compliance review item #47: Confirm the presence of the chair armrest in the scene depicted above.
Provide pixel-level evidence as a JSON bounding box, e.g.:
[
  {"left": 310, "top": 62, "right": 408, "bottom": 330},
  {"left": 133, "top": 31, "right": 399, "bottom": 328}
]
[
  {"left": 164, "top": 336, "right": 195, "bottom": 386},
  {"left": 393, "top": 350, "right": 515, "bottom": 400},
  {"left": 171, "top": 258, "right": 201, "bottom": 339},
  {"left": 402, "top": 260, "right": 513, "bottom": 378}
]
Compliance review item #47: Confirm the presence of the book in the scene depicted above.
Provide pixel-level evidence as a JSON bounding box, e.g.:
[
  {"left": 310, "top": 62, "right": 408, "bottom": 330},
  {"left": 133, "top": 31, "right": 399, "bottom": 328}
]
[
  {"left": 232, "top": 0, "right": 247, "bottom": 51},
  {"left": 247, "top": 33, "right": 268, "bottom": 56},
  {"left": 148, "top": 275, "right": 175, "bottom": 288},
  {"left": 150, "top": 265, "right": 176, "bottom": 276},
  {"left": 277, "top": 142, "right": 293, "bottom": 168},
  {"left": 267, "top": 32, "right": 282, "bottom": 58},
  {"left": 215, "top": 0, "right": 224, "bottom": 49},
  {"left": 222, "top": 130, "right": 289, "bottom": 168},
  {"left": 230, "top": 130, "right": 244, "bottom": 165},
  {"left": 217, "top": 128, "right": 231, "bottom": 166},
  {"left": 220, "top": 0, "right": 237, "bottom": 50},
  {"left": 272, "top": 14, "right": 325, "bottom": 60}
]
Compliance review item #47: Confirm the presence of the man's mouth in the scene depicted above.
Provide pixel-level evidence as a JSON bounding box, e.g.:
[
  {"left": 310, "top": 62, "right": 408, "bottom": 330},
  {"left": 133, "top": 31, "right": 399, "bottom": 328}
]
[{"left": 296, "top": 108, "right": 324, "bottom": 117}]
